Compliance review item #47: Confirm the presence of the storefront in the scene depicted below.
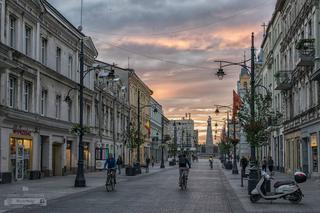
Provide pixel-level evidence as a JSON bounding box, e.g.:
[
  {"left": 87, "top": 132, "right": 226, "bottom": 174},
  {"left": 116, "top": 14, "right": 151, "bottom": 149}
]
[
  {"left": 9, "top": 131, "right": 33, "bottom": 181},
  {"left": 95, "top": 143, "right": 109, "bottom": 170},
  {"left": 310, "top": 133, "right": 318, "bottom": 174},
  {"left": 284, "top": 131, "right": 301, "bottom": 175}
]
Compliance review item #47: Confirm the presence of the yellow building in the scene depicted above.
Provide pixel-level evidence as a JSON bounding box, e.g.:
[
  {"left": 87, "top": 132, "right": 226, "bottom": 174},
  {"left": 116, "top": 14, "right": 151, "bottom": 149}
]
[{"left": 129, "top": 71, "right": 153, "bottom": 165}]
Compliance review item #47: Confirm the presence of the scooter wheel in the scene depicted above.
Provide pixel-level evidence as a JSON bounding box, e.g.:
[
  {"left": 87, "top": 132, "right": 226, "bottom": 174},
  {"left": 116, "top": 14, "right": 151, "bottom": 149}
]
[
  {"left": 288, "top": 191, "right": 302, "bottom": 204},
  {"left": 250, "top": 194, "right": 261, "bottom": 203}
]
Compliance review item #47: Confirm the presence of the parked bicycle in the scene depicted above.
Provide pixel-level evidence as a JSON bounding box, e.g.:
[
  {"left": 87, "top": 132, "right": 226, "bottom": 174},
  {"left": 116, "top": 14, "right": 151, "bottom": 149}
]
[{"left": 105, "top": 168, "right": 116, "bottom": 192}]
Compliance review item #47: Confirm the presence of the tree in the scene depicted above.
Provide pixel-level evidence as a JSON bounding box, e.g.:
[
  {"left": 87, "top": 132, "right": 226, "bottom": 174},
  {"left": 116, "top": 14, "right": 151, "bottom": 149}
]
[{"left": 238, "top": 92, "right": 273, "bottom": 148}]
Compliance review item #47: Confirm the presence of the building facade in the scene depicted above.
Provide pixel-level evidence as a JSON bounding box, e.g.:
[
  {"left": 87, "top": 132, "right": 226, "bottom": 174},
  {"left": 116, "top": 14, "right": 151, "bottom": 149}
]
[
  {"left": 168, "top": 117, "right": 196, "bottom": 153},
  {"left": 258, "top": 0, "right": 320, "bottom": 177},
  {"left": 150, "top": 97, "right": 162, "bottom": 162}
]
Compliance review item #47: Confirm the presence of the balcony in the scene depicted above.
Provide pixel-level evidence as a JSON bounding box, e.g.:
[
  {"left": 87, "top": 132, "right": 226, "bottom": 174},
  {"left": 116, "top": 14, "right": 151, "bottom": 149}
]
[
  {"left": 274, "top": 71, "right": 292, "bottom": 91},
  {"left": 295, "top": 39, "right": 315, "bottom": 67}
]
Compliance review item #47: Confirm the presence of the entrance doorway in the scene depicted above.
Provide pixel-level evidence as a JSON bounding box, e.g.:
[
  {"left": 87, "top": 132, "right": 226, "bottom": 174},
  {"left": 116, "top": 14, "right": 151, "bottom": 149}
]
[
  {"left": 302, "top": 138, "right": 309, "bottom": 175},
  {"left": 9, "top": 137, "right": 33, "bottom": 181},
  {"left": 66, "top": 141, "right": 72, "bottom": 173},
  {"left": 52, "top": 143, "right": 62, "bottom": 176},
  {"left": 311, "top": 134, "right": 318, "bottom": 173}
]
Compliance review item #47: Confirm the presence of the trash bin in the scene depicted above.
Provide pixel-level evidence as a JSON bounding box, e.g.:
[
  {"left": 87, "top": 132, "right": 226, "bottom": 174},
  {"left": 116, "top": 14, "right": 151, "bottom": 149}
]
[{"left": 133, "top": 163, "right": 141, "bottom": 174}]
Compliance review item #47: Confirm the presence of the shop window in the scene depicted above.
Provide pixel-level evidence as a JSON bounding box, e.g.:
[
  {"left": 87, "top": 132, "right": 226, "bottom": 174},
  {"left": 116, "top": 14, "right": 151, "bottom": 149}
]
[{"left": 311, "top": 134, "right": 318, "bottom": 172}]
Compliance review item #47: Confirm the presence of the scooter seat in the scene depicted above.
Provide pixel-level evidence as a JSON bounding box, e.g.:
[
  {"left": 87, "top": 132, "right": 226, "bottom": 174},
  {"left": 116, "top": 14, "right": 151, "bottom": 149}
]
[{"left": 274, "top": 181, "right": 295, "bottom": 188}]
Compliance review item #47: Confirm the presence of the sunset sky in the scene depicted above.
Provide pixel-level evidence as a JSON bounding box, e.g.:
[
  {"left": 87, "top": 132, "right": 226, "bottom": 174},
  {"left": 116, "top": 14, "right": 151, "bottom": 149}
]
[{"left": 49, "top": 0, "right": 276, "bottom": 144}]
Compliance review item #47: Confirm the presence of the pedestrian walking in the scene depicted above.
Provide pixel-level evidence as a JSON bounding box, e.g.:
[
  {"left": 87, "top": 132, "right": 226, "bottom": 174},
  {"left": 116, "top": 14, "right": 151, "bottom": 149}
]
[
  {"left": 268, "top": 156, "right": 274, "bottom": 175},
  {"left": 116, "top": 155, "right": 123, "bottom": 175},
  {"left": 240, "top": 156, "right": 248, "bottom": 172},
  {"left": 146, "top": 156, "right": 151, "bottom": 173},
  {"left": 151, "top": 156, "right": 155, "bottom": 167},
  {"left": 262, "top": 157, "right": 267, "bottom": 172}
]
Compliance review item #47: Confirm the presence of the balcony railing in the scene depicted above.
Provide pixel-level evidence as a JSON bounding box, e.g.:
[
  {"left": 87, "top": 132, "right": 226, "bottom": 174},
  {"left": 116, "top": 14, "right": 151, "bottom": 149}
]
[
  {"left": 274, "top": 71, "right": 292, "bottom": 91},
  {"left": 295, "top": 39, "right": 315, "bottom": 67}
]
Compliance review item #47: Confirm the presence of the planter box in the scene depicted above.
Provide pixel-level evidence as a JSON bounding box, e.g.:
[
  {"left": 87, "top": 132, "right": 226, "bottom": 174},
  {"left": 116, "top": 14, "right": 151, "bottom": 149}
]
[
  {"left": 126, "top": 167, "right": 136, "bottom": 176},
  {"left": 225, "top": 161, "right": 233, "bottom": 170}
]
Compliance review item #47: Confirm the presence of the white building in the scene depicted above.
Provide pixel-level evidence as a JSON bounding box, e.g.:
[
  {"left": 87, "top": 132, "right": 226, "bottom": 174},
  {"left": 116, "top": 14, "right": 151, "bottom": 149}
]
[
  {"left": 150, "top": 97, "right": 162, "bottom": 162},
  {"left": 0, "top": 0, "right": 131, "bottom": 184},
  {"left": 168, "top": 117, "right": 196, "bottom": 152},
  {"left": 258, "top": 0, "right": 320, "bottom": 177}
]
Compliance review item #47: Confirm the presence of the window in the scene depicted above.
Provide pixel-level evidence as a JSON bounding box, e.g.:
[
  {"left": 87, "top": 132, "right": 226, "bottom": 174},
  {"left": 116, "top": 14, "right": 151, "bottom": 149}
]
[
  {"left": 55, "top": 95, "right": 61, "bottom": 119},
  {"left": 86, "top": 105, "right": 91, "bottom": 126},
  {"left": 40, "top": 89, "right": 47, "bottom": 116},
  {"left": 23, "top": 81, "right": 32, "bottom": 112},
  {"left": 68, "top": 55, "right": 73, "bottom": 79},
  {"left": 41, "top": 38, "right": 47, "bottom": 65},
  {"left": 308, "top": 20, "right": 313, "bottom": 38},
  {"left": 68, "top": 101, "right": 72, "bottom": 122},
  {"left": 25, "top": 25, "right": 32, "bottom": 56},
  {"left": 56, "top": 47, "right": 61, "bottom": 73},
  {"left": 9, "top": 76, "right": 17, "bottom": 108},
  {"left": 9, "top": 16, "right": 17, "bottom": 48}
]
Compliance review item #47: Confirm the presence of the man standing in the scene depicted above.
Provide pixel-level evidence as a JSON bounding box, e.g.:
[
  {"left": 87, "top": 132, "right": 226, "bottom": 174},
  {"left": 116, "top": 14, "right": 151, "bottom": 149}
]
[
  {"left": 146, "top": 156, "right": 151, "bottom": 173},
  {"left": 268, "top": 156, "right": 274, "bottom": 175},
  {"left": 116, "top": 155, "right": 123, "bottom": 175}
]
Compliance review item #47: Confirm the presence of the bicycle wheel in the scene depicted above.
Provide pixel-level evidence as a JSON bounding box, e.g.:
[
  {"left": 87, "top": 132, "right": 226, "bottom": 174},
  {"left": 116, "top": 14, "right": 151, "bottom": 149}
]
[
  {"left": 106, "top": 176, "right": 112, "bottom": 192},
  {"left": 111, "top": 177, "right": 115, "bottom": 191}
]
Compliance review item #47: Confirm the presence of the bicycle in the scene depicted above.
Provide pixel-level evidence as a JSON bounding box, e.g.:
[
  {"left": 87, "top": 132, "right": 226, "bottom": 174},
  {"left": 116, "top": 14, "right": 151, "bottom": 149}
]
[
  {"left": 105, "top": 169, "right": 116, "bottom": 192},
  {"left": 180, "top": 168, "right": 189, "bottom": 190}
]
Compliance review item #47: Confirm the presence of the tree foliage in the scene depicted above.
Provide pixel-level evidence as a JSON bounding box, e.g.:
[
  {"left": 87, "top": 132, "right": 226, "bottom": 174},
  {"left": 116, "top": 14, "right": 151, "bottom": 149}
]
[
  {"left": 238, "top": 92, "right": 273, "bottom": 147},
  {"left": 127, "top": 124, "right": 144, "bottom": 149},
  {"left": 70, "top": 124, "right": 91, "bottom": 136}
]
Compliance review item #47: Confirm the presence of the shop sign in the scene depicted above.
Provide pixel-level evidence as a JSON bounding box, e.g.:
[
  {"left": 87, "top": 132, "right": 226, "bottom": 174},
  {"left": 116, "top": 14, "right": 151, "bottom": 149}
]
[
  {"left": 13, "top": 129, "right": 31, "bottom": 136},
  {"left": 95, "top": 160, "right": 105, "bottom": 170}
]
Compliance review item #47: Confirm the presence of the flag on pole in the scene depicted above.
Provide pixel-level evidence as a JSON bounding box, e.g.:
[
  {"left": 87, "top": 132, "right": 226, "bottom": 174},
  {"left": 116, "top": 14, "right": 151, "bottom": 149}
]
[
  {"left": 233, "top": 90, "right": 243, "bottom": 119},
  {"left": 145, "top": 120, "right": 151, "bottom": 138}
]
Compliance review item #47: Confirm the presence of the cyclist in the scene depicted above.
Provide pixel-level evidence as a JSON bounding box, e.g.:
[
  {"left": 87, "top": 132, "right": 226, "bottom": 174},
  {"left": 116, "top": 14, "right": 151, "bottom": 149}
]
[
  {"left": 104, "top": 154, "right": 117, "bottom": 184},
  {"left": 178, "top": 154, "right": 191, "bottom": 186},
  {"left": 209, "top": 156, "right": 213, "bottom": 169}
]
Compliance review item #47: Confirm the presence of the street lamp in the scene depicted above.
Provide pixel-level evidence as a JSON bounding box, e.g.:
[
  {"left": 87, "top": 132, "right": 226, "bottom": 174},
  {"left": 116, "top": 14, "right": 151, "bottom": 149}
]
[
  {"left": 214, "top": 33, "right": 258, "bottom": 194},
  {"left": 72, "top": 61, "right": 116, "bottom": 187}
]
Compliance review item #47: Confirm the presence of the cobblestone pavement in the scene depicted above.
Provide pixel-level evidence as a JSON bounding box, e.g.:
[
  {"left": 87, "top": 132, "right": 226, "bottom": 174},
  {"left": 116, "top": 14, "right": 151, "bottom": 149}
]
[{"left": 6, "top": 160, "right": 244, "bottom": 213}]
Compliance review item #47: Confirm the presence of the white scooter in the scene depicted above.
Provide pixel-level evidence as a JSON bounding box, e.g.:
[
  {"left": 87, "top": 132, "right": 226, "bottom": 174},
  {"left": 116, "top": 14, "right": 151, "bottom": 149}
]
[{"left": 250, "top": 171, "right": 306, "bottom": 204}]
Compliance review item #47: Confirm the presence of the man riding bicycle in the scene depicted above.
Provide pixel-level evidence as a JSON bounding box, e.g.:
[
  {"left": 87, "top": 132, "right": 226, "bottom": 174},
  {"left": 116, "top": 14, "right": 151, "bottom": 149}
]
[
  {"left": 104, "top": 154, "right": 117, "bottom": 184},
  {"left": 178, "top": 154, "right": 191, "bottom": 186}
]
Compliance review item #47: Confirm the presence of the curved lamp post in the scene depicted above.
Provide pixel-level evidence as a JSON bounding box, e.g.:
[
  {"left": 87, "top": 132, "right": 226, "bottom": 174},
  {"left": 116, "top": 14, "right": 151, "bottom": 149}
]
[{"left": 214, "top": 33, "right": 258, "bottom": 194}]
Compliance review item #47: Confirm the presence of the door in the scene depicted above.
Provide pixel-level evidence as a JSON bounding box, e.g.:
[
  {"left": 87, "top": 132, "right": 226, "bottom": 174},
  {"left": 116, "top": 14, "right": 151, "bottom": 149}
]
[
  {"left": 52, "top": 144, "right": 62, "bottom": 176},
  {"left": 66, "top": 141, "right": 72, "bottom": 172},
  {"left": 302, "top": 138, "right": 309, "bottom": 175},
  {"left": 16, "top": 142, "right": 24, "bottom": 181}
]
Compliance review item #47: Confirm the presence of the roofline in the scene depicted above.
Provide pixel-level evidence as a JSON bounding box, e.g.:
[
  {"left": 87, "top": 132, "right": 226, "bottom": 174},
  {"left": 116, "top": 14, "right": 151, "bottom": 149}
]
[{"left": 42, "top": 0, "right": 84, "bottom": 38}]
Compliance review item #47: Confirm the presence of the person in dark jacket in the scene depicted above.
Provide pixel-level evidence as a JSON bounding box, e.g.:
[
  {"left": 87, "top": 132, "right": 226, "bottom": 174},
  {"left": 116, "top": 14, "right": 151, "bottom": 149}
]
[
  {"left": 268, "top": 156, "right": 274, "bottom": 174},
  {"left": 261, "top": 157, "right": 267, "bottom": 172},
  {"left": 146, "top": 156, "right": 151, "bottom": 173},
  {"left": 240, "top": 156, "right": 248, "bottom": 171},
  {"left": 178, "top": 154, "right": 191, "bottom": 186},
  {"left": 116, "top": 155, "right": 123, "bottom": 175}
]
